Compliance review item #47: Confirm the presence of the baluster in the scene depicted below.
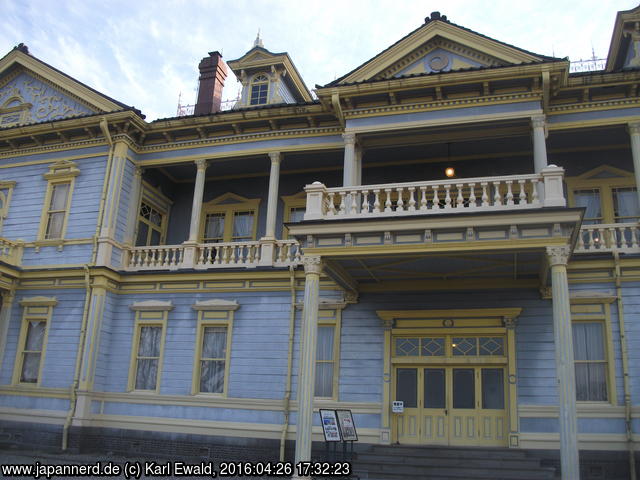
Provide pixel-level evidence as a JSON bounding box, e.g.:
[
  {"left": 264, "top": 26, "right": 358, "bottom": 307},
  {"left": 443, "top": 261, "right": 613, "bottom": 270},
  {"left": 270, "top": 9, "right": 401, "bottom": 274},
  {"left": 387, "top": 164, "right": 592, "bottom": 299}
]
[
  {"left": 444, "top": 185, "right": 452, "bottom": 210},
  {"left": 493, "top": 181, "right": 502, "bottom": 206},
  {"left": 518, "top": 180, "right": 527, "bottom": 205},
  {"left": 577, "top": 230, "right": 585, "bottom": 250},
  {"left": 432, "top": 186, "right": 440, "bottom": 210},
  {"left": 587, "top": 229, "right": 595, "bottom": 249},
  {"left": 598, "top": 227, "right": 606, "bottom": 249},
  {"left": 287, "top": 244, "right": 294, "bottom": 262},
  {"left": 198, "top": 246, "right": 206, "bottom": 265},
  {"left": 349, "top": 190, "right": 358, "bottom": 215},
  {"left": 206, "top": 246, "right": 214, "bottom": 265},
  {"left": 172, "top": 248, "right": 179, "bottom": 266},
  {"left": 407, "top": 187, "right": 416, "bottom": 211},
  {"left": 255, "top": 244, "right": 261, "bottom": 262},
  {"left": 396, "top": 188, "right": 404, "bottom": 212},
  {"left": 243, "top": 245, "right": 250, "bottom": 264},
  {"left": 222, "top": 246, "right": 229, "bottom": 265},
  {"left": 530, "top": 179, "right": 540, "bottom": 204},
  {"left": 361, "top": 190, "right": 370, "bottom": 214},
  {"left": 419, "top": 186, "right": 428, "bottom": 211},
  {"left": 160, "top": 249, "right": 167, "bottom": 267},
  {"left": 131, "top": 250, "right": 138, "bottom": 267},
  {"left": 480, "top": 182, "right": 489, "bottom": 207},
  {"left": 505, "top": 181, "right": 514, "bottom": 206},
  {"left": 373, "top": 190, "right": 381, "bottom": 213},
  {"left": 619, "top": 226, "right": 629, "bottom": 249},
  {"left": 143, "top": 250, "right": 151, "bottom": 267},
  {"left": 213, "top": 245, "right": 220, "bottom": 264},
  {"left": 337, "top": 192, "right": 346, "bottom": 215},
  {"left": 632, "top": 225, "right": 639, "bottom": 248},
  {"left": 606, "top": 227, "right": 615, "bottom": 249},
  {"left": 327, "top": 192, "right": 337, "bottom": 216},
  {"left": 456, "top": 184, "right": 464, "bottom": 208},
  {"left": 468, "top": 183, "right": 476, "bottom": 208},
  {"left": 384, "top": 189, "right": 393, "bottom": 212}
]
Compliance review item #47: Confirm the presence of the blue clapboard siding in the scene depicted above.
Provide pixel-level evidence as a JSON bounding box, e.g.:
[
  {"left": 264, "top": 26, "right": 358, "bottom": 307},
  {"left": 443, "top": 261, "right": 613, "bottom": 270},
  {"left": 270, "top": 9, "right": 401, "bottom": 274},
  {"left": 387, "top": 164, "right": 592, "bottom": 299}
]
[
  {"left": 0, "top": 288, "right": 84, "bottom": 388},
  {"left": 22, "top": 244, "right": 93, "bottom": 266},
  {"left": 621, "top": 281, "right": 640, "bottom": 406},
  {"left": 520, "top": 417, "right": 626, "bottom": 434},
  {"left": 93, "top": 291, "right": 118, "bottom": 391},
  {"left": 0, "top": 395, "right": 69, "bottom": 411},
  {"left": 114, "top": 158, "right": 135, "bottom": 243}
]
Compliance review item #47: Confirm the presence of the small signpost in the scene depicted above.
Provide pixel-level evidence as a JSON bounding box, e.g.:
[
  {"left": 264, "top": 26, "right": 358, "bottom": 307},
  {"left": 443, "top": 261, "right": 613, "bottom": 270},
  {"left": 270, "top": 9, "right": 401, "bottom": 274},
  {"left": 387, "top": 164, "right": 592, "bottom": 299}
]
[
  {"left": 392, "top": 400, "right": 404, "bottom": 413},
  {"left": 319, "top": 409, "right": 358, "bottom": 470}
]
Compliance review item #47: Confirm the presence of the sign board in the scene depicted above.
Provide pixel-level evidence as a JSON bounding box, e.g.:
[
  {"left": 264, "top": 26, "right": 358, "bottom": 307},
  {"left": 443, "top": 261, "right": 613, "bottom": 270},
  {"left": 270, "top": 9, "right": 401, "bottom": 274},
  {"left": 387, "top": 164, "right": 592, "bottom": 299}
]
[
  {"left": 392, "top": 401, "right": 404, "bottom": 413},
  {"left": 319, "top": 409, "right": 342, "bottom": 442},
  {"left": 336, "top": 409, "right": 358, "bottom": 441}
]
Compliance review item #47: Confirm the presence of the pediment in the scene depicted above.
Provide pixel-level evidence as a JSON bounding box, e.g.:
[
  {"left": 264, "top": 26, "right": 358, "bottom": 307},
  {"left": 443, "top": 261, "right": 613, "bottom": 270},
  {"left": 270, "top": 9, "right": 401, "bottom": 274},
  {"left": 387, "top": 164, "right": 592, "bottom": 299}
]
[
  {"left": 0, "top": 46, "right": 128, "bottom": 128},
  {"left": 330, "top": 15, "right": 555, "bottom": 86},
  {"left": 204, "top": 192, "right": 261, "bottom": 207},
  {"left": 606, "top": 6, "right": 640, "bottom": 71},
  {"left": 572, "top": 165, "right": 634, "bottom": 182}
]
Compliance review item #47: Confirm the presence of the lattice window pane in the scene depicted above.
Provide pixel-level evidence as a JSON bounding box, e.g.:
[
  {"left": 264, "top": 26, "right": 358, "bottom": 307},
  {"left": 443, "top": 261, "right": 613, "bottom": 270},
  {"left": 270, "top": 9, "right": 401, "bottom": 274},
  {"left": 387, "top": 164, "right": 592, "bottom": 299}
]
[
  {"left": 421, "top": 337, "right": 444, "bottom": 356},
  {"left": 452, "top": 337, "right": 477, "bottom": 356},
  {"left": 395, "top": 337, "right": 419, "bottom": 356},
  {"left": 479, "top": 337, "right": 504, "bottom": 356}
]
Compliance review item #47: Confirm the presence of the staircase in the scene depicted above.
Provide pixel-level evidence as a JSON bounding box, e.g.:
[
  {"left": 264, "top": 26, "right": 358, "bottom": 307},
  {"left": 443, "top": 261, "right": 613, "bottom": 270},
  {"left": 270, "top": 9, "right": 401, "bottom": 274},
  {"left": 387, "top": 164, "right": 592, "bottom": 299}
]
[{"left": 350, "top": 445, "right": 557, "bottom": 480}]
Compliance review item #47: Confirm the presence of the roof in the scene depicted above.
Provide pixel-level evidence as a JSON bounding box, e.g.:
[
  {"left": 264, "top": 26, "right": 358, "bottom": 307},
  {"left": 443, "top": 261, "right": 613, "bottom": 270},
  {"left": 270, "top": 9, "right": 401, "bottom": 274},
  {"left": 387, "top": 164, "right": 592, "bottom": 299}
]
[{"left": 324, "top": 12, "right": 563, "bottom": 88}]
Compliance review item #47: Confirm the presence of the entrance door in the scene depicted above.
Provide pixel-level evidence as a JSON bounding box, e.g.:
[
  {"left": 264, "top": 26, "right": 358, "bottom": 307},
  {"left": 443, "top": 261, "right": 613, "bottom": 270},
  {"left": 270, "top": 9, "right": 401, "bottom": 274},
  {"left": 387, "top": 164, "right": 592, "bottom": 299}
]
[{"left": 394, "top": 366, "right": 506, "bottom": 446}]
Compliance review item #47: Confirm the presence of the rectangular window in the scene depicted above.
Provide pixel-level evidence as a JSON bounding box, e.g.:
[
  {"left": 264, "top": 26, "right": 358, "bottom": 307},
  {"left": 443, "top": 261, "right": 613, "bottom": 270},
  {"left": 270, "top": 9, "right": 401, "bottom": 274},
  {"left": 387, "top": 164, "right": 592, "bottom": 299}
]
[
  {"left": 231, "top": 211, "right": 254, "bottom": 241},
  {"left": 250, "top": 84, "right": 268, "bottom": 105},
  {"left": 13, "top": 297, "right": 56, "bottom": 386},
  {"left": 136, "top": 201, "right": 166, "bottom": 246},
  {"left": 573, "top": 322, "right": 608, "bottom": 401},
  {"left": 612, "top": 187, "right": 640, "bottom": 223},
  {"left": 315, "top": 325, "right": 335, "bottom": 397},
  {"left": 198, "top": 326, "right": 227, "bottom": 393},
  {"left": 573, "top": 189, "right": 602, "bottom": 225},
  {"left": 132, "top": 324, "right": 164, "bottom": 391},
  {"left": 45, "top": 182, "right": 71, "bottom": 239}
]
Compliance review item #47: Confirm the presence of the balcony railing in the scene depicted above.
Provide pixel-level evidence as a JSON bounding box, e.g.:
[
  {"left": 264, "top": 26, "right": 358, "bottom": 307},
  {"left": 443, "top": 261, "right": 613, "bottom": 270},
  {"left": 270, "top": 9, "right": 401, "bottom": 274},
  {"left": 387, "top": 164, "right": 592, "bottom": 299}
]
[
  {"left": 124, "top": 239, "right": 302, "bottom": 271},
  {"left": 575, "top": 223, "right": 640, "bottom": 254},
  {"left": 0, "top": 237, "right": 23, "bottom": 267},
  {"left": 304, "top": 166, "right": 566, "bottom": 221}
]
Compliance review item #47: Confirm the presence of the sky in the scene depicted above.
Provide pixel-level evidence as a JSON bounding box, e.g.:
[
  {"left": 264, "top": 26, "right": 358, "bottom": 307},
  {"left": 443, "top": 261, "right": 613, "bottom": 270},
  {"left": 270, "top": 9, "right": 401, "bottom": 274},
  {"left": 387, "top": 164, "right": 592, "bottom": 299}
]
[{"left": 1, "top": 0, "right": 637, "bottom": 121}]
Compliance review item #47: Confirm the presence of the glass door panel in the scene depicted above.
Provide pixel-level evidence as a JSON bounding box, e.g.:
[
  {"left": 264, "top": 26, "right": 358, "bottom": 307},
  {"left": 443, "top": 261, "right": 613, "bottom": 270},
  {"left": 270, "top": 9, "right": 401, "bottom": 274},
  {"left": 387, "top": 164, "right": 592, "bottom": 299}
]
[
  {"left": 479, "top": 367, "right": 507, "bottom": 444},
  {"left": 423, "top": 368, "right": 447, "bottom": 444},
  {"left": 450, "top": 368, "right": 477, "bottom": 445},
  {"left": 395, "top": 368, "right": 420, "bottom": 443}
]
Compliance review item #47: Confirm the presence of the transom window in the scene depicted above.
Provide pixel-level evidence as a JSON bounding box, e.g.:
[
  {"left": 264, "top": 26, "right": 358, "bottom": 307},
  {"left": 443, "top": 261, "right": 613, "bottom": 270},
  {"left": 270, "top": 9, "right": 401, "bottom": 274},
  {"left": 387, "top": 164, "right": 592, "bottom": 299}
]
[
  {"left": 394, "top": 335, "right": 504, "bottom": 357},
  {"left": 250, "top": 74, "right": 269, "bottom": 105}
]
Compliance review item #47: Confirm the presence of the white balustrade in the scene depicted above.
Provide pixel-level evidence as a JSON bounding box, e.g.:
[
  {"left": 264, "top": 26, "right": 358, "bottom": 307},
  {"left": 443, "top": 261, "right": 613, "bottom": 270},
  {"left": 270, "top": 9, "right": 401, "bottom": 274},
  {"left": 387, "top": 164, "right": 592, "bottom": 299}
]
[
  {"left": 304, "top": 166, "right": 564, "bottom": 221},
  {"left": 575, "top": 223, "right": 640, "bottom": 253},
  {"left": 124, "top": 239, "right": 302, "bottom": 271}
]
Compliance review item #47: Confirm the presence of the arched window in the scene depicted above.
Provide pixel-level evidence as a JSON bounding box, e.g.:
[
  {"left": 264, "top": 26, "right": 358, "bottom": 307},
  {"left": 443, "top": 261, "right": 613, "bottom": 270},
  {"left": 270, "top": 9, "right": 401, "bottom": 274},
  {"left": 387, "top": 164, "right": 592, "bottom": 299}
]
[{"left": 249, "top": 74, "right": 269, "bottom": 105}]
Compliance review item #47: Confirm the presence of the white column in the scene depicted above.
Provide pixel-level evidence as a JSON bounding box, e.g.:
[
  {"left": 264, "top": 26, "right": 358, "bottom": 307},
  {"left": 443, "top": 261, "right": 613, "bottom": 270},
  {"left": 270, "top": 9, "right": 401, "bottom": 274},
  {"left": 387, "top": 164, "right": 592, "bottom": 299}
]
[
  {"left": 627, "top": 122, "right": 640, "bottom": 208},
  {"left": 294, "top": 255, "right": 322, "bottom": 470},
  {"left": 342, "top": 133, "right": 357, "bottom": 187},
  {"left": 263, "top": 152, "right": 282, "bottom": 240},
  {"left": 188, "top": 159, "right": 208, "bottom": 242},
  {"left": 546, "top": 245, "right": 580, "bottom": 480},
  {"left": 124, "top": 167, "right": 143, "bottom": 245},
  {"left": 532, "top": 115, "right": 548, "bottom": 173}
]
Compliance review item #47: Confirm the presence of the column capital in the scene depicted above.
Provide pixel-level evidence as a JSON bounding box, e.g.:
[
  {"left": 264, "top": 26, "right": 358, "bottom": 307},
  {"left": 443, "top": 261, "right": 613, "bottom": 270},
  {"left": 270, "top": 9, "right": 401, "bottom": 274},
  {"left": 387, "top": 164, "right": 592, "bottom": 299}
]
[
  {"left": 342, "top": 132, "right": 357, "bottom": 146},
  {"left": 268, "top": 151, "right": 282, "bottom": 164},
  {"left": 133, "top": 166, "right": 143, "bottom": 177},
  {"left": 195, "top": 158, "right": 208, "bottom": 171},
  {"left": 628, "top": 122, "right": 640, "bottom": 136},
  {"left": 546, "top": 245, "right": 571, "bottom": 266},
  {"left": 302, "top": 255, "right": 323, "bottom": 275},
  {"left": 531, "top": 114, "right": 546, "bottom": 129},
  {"left": 503, "top": 316, "right": 517, "bottom": 329}
]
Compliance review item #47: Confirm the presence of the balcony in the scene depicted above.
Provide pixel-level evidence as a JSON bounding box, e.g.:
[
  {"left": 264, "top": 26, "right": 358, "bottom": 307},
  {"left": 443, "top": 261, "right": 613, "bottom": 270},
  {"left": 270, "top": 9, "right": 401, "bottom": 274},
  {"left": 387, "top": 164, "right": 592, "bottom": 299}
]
[
  {"left": 303, "top": 166, "right": 566, "bottom": 221},
  {"left": 0, "top": 238, "right": 23, "bottom": 268},
  {"left": 123, "top": 239, "right": 301, "bottom": 271},
  {"left": 574, "top": 223, "right": 640, "bottom": 254}
]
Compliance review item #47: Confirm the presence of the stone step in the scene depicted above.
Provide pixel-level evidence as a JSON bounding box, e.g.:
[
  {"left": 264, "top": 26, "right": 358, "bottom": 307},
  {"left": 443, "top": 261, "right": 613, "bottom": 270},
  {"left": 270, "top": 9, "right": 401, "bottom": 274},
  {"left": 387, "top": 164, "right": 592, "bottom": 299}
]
[
  {"left": 355, "top": 452, "right": 543, "bottom": 469},
  {"left": 366, "top": 445, "right": 530, "bottom": 460}
]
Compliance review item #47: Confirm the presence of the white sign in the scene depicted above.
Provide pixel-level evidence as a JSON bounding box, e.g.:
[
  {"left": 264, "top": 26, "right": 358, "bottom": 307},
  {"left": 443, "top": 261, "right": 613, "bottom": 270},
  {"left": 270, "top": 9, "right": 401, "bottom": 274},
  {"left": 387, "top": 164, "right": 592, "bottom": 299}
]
[
  {"left": 392, "top": 401, "right": 404, "bottom": 413},
  {"left": 336, "top": 409, "right": 358, "bottom": 441},
  {"left": 319, "top": 409, "right": 342, "bottom": 442}
]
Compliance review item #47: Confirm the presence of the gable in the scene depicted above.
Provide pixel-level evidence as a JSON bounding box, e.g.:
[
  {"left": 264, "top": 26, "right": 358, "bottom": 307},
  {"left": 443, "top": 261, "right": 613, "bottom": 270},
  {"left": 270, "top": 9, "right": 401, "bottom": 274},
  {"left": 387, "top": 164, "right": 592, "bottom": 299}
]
[
  {"left": 377, "top": 38, "right": 506, "bottom": 80},
  {"left": 606, "top": 6, "right": 640, "bottom": 71},
  {"left": 328, "top": 13, "right": 558, "bottom": 86},
  {"left": 0, "top": 70, "right": 95, "bottom": 128}
]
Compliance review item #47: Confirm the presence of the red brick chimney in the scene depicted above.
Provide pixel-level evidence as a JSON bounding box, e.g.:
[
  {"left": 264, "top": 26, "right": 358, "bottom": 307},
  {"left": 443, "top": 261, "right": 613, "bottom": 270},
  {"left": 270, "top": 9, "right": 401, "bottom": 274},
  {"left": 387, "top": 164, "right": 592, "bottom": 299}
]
[{"left": 194, "top": 51, "right": 228, "bottom": 115}]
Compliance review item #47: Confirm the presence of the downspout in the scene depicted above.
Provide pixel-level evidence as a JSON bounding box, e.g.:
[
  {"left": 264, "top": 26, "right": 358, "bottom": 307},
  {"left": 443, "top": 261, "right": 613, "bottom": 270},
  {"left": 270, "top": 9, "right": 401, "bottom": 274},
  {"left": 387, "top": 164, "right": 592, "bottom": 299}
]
[
  {"left": 62, "top": 265, "right": 92, "bottom": 450},
  {"left": 280, "top": 266, "right": 297, "bottom": 461},
  {"left": 613, "top": 252, "right": 636, "bottom": 480},
  {"left": 92, "top": 117, "right": 115, "bottom": 264}
]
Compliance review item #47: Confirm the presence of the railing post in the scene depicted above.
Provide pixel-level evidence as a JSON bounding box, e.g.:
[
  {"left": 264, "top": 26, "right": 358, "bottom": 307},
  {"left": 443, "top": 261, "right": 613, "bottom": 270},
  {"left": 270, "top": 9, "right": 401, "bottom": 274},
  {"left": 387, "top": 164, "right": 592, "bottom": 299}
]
[
  {"left": 541, "top": 165, "right": 565, "bottom": 207},
  {"left": 303, "top": 182, "right": 327, "bottom": 220}
]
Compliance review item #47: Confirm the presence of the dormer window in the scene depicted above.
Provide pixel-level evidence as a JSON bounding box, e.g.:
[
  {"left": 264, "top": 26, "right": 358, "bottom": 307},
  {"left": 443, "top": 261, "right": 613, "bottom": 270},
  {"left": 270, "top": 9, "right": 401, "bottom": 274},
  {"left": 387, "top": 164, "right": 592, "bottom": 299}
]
[{"left": 250, "top": 74, "right": 269, "bottom": 105}]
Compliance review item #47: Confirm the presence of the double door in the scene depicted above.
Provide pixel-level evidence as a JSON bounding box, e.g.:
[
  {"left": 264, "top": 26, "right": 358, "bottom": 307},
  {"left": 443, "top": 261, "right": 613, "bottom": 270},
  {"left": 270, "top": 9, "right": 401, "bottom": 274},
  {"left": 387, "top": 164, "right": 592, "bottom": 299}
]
[{"left": 394, "top": 366, "right": 506, "bottom": 446}]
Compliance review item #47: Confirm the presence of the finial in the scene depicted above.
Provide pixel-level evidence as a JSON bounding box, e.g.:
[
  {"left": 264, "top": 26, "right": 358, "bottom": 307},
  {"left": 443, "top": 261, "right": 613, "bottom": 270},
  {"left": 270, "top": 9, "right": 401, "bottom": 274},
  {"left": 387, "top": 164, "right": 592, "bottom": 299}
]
[{"left": 254, "top": 29, "right": 263, "bottom": 48}]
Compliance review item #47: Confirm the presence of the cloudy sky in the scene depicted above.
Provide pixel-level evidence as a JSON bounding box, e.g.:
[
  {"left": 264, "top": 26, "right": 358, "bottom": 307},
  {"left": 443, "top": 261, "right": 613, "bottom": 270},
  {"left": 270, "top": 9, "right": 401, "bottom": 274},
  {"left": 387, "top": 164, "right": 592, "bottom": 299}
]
[{"left": 1, "top": 0, "right": 636, "bottom": 121}]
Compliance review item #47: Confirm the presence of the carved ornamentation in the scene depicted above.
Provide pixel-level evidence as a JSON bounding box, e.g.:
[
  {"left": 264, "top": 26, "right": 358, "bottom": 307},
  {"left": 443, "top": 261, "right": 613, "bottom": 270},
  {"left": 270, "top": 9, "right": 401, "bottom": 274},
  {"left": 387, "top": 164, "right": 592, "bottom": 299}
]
[
  {"left": 503, "top": 316, "right": 517, "bottom": 329},
  {"left": 546, "top": 245, "right": 571, "bottom": 266},
  {"left": 302, "top": 255, "right": 323, "bottom": 275},
  {"left": 531, "top": 115, "right": 546, "bottom": 130},
  {"left": 342, "top": 132, "right": 357, "bottom": 146},
  {"left": 628, "top": 122, "right": 640, "bottom": 137},
  {"left": 343, "top": 291, "right": 359, "bottom": 304},
  {"left": 195, "top": 158, "right": 208, "bottom": 170}
]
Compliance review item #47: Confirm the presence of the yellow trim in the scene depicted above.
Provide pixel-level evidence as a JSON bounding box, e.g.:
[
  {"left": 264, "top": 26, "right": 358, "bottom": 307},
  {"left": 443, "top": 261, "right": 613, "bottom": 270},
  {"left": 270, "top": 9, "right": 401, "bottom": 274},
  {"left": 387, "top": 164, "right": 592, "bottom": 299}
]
[
  {"left": 191, "top": 310, "right": 234, "bottom": 396},
  {"left": 134, "top": 182, "right": 171, "bottom": 246},
  {"left": 12, "top": 297, "right": 56, "bottom": 386},
  {"left": 249, "top": 73, "right": 270, "bottom": 106},
  {"left": 37, "top": 161, "right": 79, "bottom": 241},
  {"left": 315, "top": 309, "right": 341, "bottom": 401},
  {"left": 200, "top": 192, "right": 260, "bottom": 243},
  {"left": 0, "top": 181, "right": 15, "bottom": 234},
  {"left": 281, "top": 191, "right": 306, "bottom": 239},
  {"left": 566, "top": 165, "right": 637, "bottom": 224},
  {"left": 127, "top": 313, "right": 168, "bottom": 393}
]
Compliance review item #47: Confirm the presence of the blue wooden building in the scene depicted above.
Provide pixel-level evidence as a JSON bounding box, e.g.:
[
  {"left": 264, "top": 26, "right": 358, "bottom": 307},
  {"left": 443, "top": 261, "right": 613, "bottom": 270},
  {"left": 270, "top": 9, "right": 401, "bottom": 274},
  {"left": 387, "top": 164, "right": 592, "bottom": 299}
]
[{"left": 1, "top": 6, "right": 640, "bottom": 479}]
